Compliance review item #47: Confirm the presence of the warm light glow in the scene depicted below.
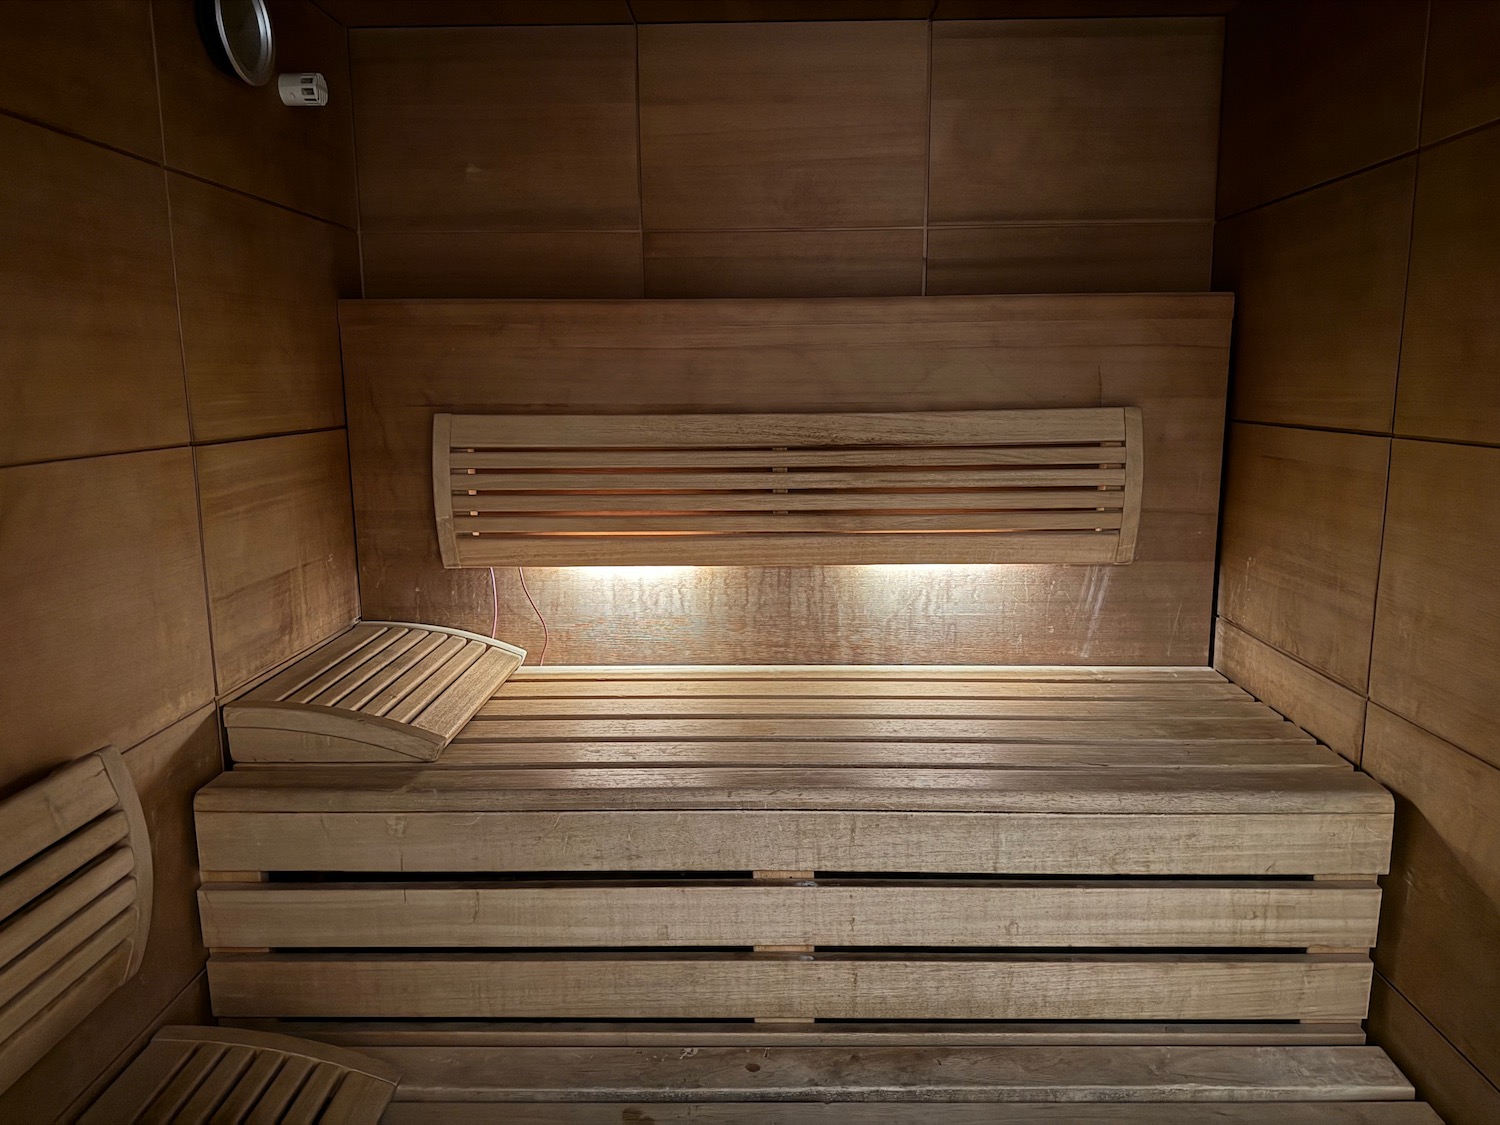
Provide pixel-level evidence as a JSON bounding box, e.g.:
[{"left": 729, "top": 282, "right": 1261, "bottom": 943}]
[{"left": 569, "top": 566, "right": 700, "bottom": 580}]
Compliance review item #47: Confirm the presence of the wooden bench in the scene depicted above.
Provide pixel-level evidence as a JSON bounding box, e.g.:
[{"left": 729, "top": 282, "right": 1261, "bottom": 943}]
[
  {"left": 435, "top": 407, "right": 1144, "bottom": 567},
  {"left": 223, "top": 621, "right": 525, "bottom": 763},
  {"left": 0, "top": 748, "right": 151, "bottom": 1095}
]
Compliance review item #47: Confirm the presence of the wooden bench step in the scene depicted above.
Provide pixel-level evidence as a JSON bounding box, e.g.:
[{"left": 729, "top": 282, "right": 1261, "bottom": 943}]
[{"left": 384, "top": 1105, "right": 1441, "bottom": 1123}]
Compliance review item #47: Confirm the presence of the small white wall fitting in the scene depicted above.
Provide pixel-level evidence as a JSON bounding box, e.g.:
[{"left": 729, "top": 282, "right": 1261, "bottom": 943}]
[{"left": 278, "top": 71, "right": 328, "bottom": 106}]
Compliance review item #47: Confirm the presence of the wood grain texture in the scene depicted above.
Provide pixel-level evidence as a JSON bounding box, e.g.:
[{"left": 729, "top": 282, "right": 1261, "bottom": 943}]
[
  {"left": 352, "top": 26, "right": 639, "bottom": 231},
  {"left": 169, "top": 175, "right": 360, "bottom": 443},
  {"left": 645, "top": 230, "right": 925, "bottom": 298},
  {"left": 926, "top": 222, "right": 1212, "bottom": 295},
  {"left": 1396, "top": 125, "right": 1500, "bottom": 446},
  {"left": 936, "top": 1, "right": 1236, "bottom": 13},
  {"left": 1421, "top": 0, "right": 1500, "bottom": 145},
  {"left": 1216, "top": 0, "right": 1425, "bottom": 217},
  {"left": 1369, "top": 976, "right": 1500, "bottom": 1125},
  {"left": 154, "top": 0, "right": 358, "bottom": 226},
  {"left": 340, "top": 295, "right": 1230, "bottom": 664},
  {"left": 0, "top": 710, "right": 220, "bottom": 1121},
  {"left": 0, "top": 116, "right": 186, "bottom": 468},
  {"left": 1214, "top": 159, "right": 1415, "bottom": 431},
  {"left": 1217, "top": 424, "right": 1388, "bottom": 692},
  {"left": 1363, "top": 705, "right": 1500, "bottom": 1081},
  {"left": 639, "top": 21, "right": 928, "bottom": 229},
  {"left": 197, "top": 431, "right": 360, "bottom": 694},
  {"left": 929, "top": 19, "right": 1220, "bottom": 224},
  {"left": 382, "top": 1105, "right": 1439, "bottom": 1124},
  {"left": 635, "top": 1, "right": 936, "bottom": 17},
  {"left": 363, "top": 231, "right": 644, "bottom": 298},
  {"left": 1370, "top": 441, "right": 1500, "bottom": 769},
  {"left": 317, "top": 0, "right": 632, "bottom": 23},
  {"left": 1214, "top": 619, "right": 1367, "bottom": 766},
  {"left": 0, "top": 0, "right": 161, "bottom": 158},
  {"left": 0, "top": 451, "right": 212, "bottom": 790}
]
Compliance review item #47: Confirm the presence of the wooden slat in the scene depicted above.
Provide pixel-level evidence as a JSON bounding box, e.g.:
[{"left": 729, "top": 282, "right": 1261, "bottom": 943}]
[
  {"left": 0, "top": 909, "right": 136, "bottom": 1044},
  {"left": 77, "top": 1039, "right": 194, "bottom": 1125},
  {"left": 335, "top": 631, "right": 451, "bottom": 712},
  {"left": 457, "top": 510, "right": 1127, "bottom": 535},
  {"left": 308, "top": 629, "right": 428, "bottom": 707},
  {"left": 449, "top": 488, "right": 1126, "bottom": 513},
  {"left": 175, "top": 1044, "right": 255, "bottom": 1124},
  {"left": 194, "top": 809, "right": 1394, "bottom": 876},
  {"left": 140, "top": 1042, "right": 227, "bottom": 1123},
  {"left": 0, "top": 852, "right": 135, "bottom": 988},
  {"left": 0, "top": 755, "right": 117, "bottom": 878},
  {"left": 451, "top": 466, "right": 1124, "bottom": 493},
  {"left": 384, "top": 642, "right": 489, "bottom": 725},
  {"left": 280, "top": 1060, "right": 341, "bottom": 1125},
  {"left": 0, "top": 812, "right": 128, "bottom": 921},
  {"left": 244, "top": 1055, "right": 317, "bottom": 1125},
  {"left": 452, "top": 445, "right": 1128, "bottom": 470},
  {"left": 477, "top": 698, "right": 1270, "bottom": 720},
  {"left": 410, "top": 647, "right": 526, "bottom": 740},
  {"left": 0, "top": 942, "right": 132, "bottom": 1096},
  {"left": 241, "top": 624, "right": 384, "bottom": 704},
  {"left": 491, "top": 678, "right": 1250, "bottom": 699},
  {"left": 319, "top": 1071, "right": 398, "bottom": 1125},
  {"left": 360, "top": 635, "right": 469, "bottom": 718},
  {"left": 205, "top": 1049, "right": 282, "bottom": 1125},
  {"left": 506, "top": 666, "right": 1230, "bottom": 682},
  {"left": 199, "top": 880, "right": 1381, "bottom": 951},
  {"left": 207, "top": 953, "right": 1375, "bottom": 1021},
  {"left": 286, "top": 629, "right": 410, "bottom": 706}
]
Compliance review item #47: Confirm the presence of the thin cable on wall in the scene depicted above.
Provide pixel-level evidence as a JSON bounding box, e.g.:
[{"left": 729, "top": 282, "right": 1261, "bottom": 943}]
[{"left": 517, "top": 566, "right": 549, "bottom": 666}]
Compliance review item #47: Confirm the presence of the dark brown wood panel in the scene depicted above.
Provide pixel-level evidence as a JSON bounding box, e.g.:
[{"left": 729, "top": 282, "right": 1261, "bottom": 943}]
[
  {"left": 316, "top": 0, "right": 632, "bottom": 23},
  {"left": 1421, "top": 0, "right": 1500, "bottom": 145},
  {"left": 639, "top": 21, "right": 928, "bottom": 230},
  {"left": 1369, "top": 976, "right": 1500, "bottom": 1125},
  {"left": 1216, "top": 0, "right": 1425, "bottom": 217},
  {"left": 169, "top": 175, "right": 360, "bottom": 443},
  {"left": 154, "top": 0, "right": 358, "bottom": 226},
  {"left": 1214, "top": 159, "right": 1414, "bottom": 432},
  {"left": 0, "top": 0, "right": 161, "bottom": 158},
  {"left": 1396, "top": 125, "right": 1500, "bottom": 446},
  {"left": 1217, "top": 424, "right": 1388, "bottom": 693},
  {"left": 352, "top": 26, "right": 639, "bottom": 231},
  {"left": 926, "top": 222, "right": 1211, "bottom": 295},
  {"left": 645, "top": 230, "right": 925, "bottom": 298},
  {"left": 341, "top": 295, "right": 1229, "bottom": 664},
  {"left": 929, "top": 19, "right": 1220, "bottom": 224},
  {"left": 0, "top": 451, "right": 213, "bottom": 792},
  {"left": 936, "top": 1, "right": 1235, "bottom": 13},
  {"left": 1364, "top": 706, "right": 1500, "bottom": 1083},
  {"left": 0, "top": 116, "right": 186, "bottom": 468},
  {"left": 364, "top": 231, "right": 644, "bottom": 298},
  {"left": 635, "top": 1, "right": 936, "bottom": 17},
  {"left": 198, "top": 431, "right": 360, "bottom": 694},
  {"left": 1370, "top": 440, "right": 1500, "bottom": 770}
]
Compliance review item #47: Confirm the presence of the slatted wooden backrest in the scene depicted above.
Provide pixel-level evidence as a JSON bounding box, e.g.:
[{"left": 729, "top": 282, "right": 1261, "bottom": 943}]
[
  {"left": 435, "top": 407, "right": 1145, "bottom": 567},
  {"left": 0, "top": 748, "right": 152, "bottom": 1095},
  {"left": 223, "top": 621, "right": 526, "bottom": 763},
  {"left": 79, "top": 1024, "right": 399, "bottom": 1124}
]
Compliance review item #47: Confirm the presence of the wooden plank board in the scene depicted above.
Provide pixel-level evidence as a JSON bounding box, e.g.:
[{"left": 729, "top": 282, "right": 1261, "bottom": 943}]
[
  {"left": 474, "top": 698, "right": 1271, "bottom": 720},
  {"left": 506, "top": 666, "right": 1230, "bottom": 682},
  {"left": 194, "top": 809, "right": 1395, "bottom": 876},
  {"left": 491, "top": 678, "right": 1250, "bottom": 699},
  {"left": 338, "top": 1044, "right": 1413, "bottom": 1103},
  {"left": 381, "top": 1104, "right": 1440, "bottom": 1123},
  {"left": 207, "top": 954, "right": 1375, "bottom": 1021},
  {"left": 0, "top": 754, "right": 117, "bottom": 878},
  {"left": 198, "top": 880, "right": 1381, "bottom": 950}
]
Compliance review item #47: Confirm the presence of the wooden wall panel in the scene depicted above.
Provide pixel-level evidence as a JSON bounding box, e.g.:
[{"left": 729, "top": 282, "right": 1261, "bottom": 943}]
[
  {"left": 1369, "top": 977, "right": 1500, "bottom": 1125},
  {"left": 1370, "top": 441, "right": 1500, "bottom": 771},
  {"left": 1213, "top": 159, "right": 1414, "bottom": 432},
  {"left": 317, "top": 0, "right": 633, "bottom": 23},
  {"left": 0, "top": 0, "right": 161, "bottom": 158},
  {"left": 170, "top": 175, "right": 360, "bottom": 443},
  {"left": 634, "top": 1, "right": 936, "bottom": 18},
  {"left": 155, "top": 0, "right": 357, "bottom": 226},
  {"left": 198, "top": 431, "right": 360, "bottom": 694},
  {"left": 341, "top": 295, "right": 1229, "bottom": 664},
  {"left": 0, "top": 709, "right": 221, "bottom": 1123},
  {"left": 644, "top": 230, "right": 925, "bottom": 298},
  {"left": 927, "top": 222, "right": 1211, "bottom": 296},
  {"left": 639, "top": 22, "right": 928, "bottom": 230},
  {"left": 1421, "top": 0, "right": 1500, "bottom": 145},
  {"left": 351, "top": 26, "right": 639, "bottom": 231},
  {"left": 1396, "top": 126, "right": 1500, "bottom": 446},
  {"left": 0, "top": 116, "right": 186, "bottom": 468},
  {"left": 929, "top": 19, "right": 1220, "bottom": 224},
  {"left": 0, "top": 450, "right": 214, "bottom": 791},
  {"left": 1363, "top": 706, "right": 1500, "bottom": 1084},
  {"left": 1216, "top": 0, "right": 1425, "bottom": 217},
  {"left": 363, "top": 231, "right": 645, "bottom": 299},
  {"left": 936, "top": 1, "right": 1234, "bottom": 13},
  {"left": 1217, "top": 425, "right": 1387, "bottom": 692}
]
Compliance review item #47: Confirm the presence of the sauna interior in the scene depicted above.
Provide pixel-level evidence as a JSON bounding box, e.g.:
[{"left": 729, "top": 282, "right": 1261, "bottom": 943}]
[{"left": 2, "top": 0, "right": 1497, "bottom": 1120}]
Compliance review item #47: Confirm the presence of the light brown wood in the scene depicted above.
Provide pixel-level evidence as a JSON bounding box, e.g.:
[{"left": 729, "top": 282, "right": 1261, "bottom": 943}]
[
  {"left": 169, "top": 174, "right": 360, "bottom": 444},
  {"left": 352, "top": 26, "right": 638, "bottom": 231},
  {"left": 936, "top": 1, "right": 1237, "bottom": 13},
  {"left": 639, "top": 22, "right": 927, "bottom": 229},
  {"left": 1421, "top": 0, "right": 1500, "bottom": 144},
  {"left": 0, "top": 115, "right": 186, "bottom": 468},
  {"left": 1214, "top": 159, "right": 1415, "bottom": 432},
  {"left": 198, "top": 880, "right": 1380, "bottom": 950},
  {"left": 1369, "top": 976, "right": 1500, "bottom": 1125},
  {"left": 197, "top": 431, "right": 360, "bottom": 695},
  {"left": 1369, "top": 441, "right": 1500, "bottom": 769},
  {"left": 1214, "top": 619, "right": 1368, "bottom": 765},
  {"left": 1396, "top": 125, "right": 1500, "bottom": 446},
  {"left": 926, "top": 221, "right": 1212, "bottom": 297},
  {"left": 363, "top": 231, "right": 645, "bottom": 300},
  {"left": 1216, "top": 0, "right": 1424, "bottom": 216},
  {"left": 1362, "top": 706, "right": 1500, "bottom": 1080},
  {"left": 645, "top": 229, "right": 925, "bottom": 299},
  {"left": 155, "top": 0, "right": 357, "bottom": 226},
  {"left": 930, "top": 19, "right": 1219, "bottom": 224},
  {"left": 1218, "top": 424, "right": 1388, "bottom": 692}
]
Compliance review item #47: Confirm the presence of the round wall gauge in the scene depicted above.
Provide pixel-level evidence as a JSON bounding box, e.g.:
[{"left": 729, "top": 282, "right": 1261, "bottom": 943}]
[{"left": 195, "top": 0, "right": 275, "bottom": 87}]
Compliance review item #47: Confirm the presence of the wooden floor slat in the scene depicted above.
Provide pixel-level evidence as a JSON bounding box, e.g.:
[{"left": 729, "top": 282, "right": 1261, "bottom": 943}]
[
  {"left": 382, "top": 1104, "right": 1440, "bottom": 1122},
  {"left": 494, "top": 679, "right": 1253, "bottom": 700},
  {"left": 476, "top": 699, "right": 1273, "bottom": 720},
  {"left": 508, "top": 666, "right": 1231, "bottom": 682}
]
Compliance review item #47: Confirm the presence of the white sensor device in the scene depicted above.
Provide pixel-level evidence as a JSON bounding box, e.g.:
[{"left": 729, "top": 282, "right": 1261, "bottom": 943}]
[{"left": 278, "top": 72, "right": 328, "bottom": 107}]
